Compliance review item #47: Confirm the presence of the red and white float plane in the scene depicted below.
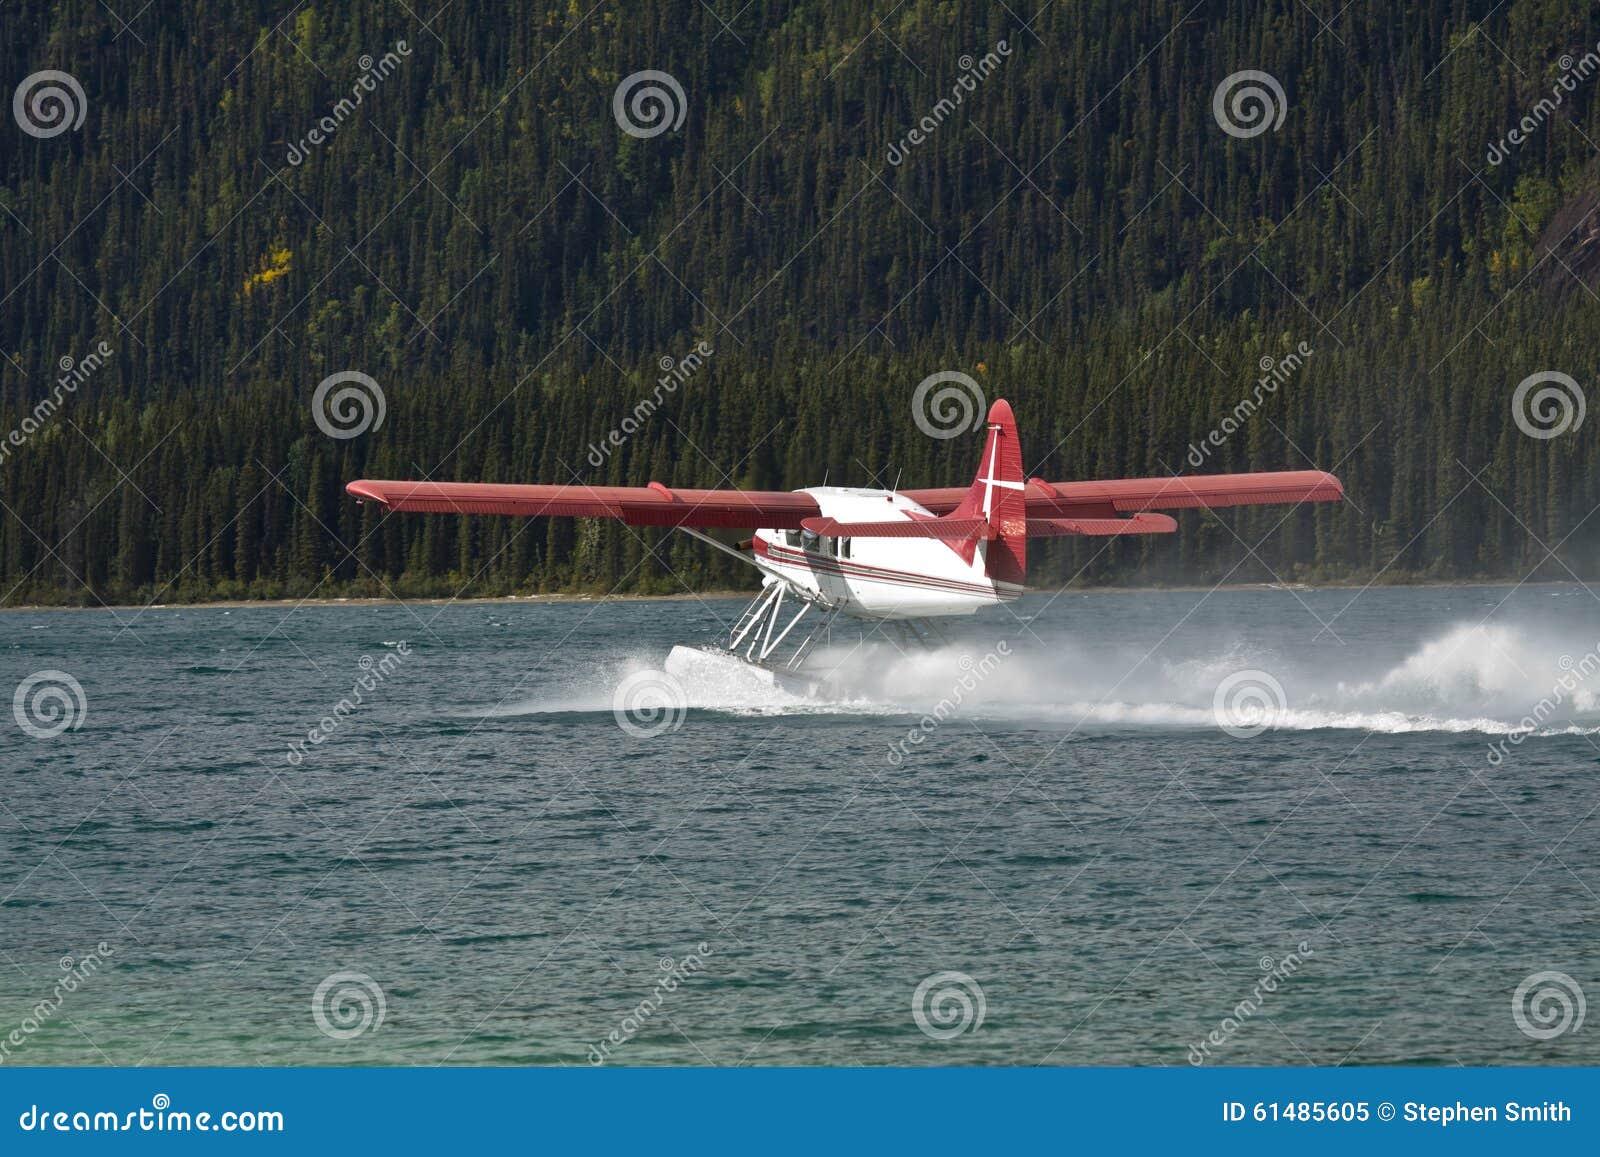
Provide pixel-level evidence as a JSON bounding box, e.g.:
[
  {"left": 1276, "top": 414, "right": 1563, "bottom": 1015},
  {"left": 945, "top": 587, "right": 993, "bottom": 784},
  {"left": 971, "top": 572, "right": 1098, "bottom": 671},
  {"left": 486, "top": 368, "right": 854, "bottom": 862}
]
[{"left": 347, "top": 399, "right": 1341, "bottom": 686}]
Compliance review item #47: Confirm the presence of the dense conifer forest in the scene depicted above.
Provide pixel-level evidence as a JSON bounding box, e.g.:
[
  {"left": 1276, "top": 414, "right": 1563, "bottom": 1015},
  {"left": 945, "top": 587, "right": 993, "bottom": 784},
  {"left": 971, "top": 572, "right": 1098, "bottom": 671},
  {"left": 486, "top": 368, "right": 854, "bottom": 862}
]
[{"left": 3, "top": 0, "right": 1600, "bottom": 604}]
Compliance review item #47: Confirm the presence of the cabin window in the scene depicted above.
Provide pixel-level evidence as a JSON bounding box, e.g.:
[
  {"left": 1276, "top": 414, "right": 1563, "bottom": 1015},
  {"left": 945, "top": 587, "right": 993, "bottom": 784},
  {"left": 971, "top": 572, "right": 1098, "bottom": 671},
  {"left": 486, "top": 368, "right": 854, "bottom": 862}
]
[
  {"left": 840, "top": 538, "right": 851, "bottom": 559},
  {"left": 800, "top": 529, "right": 819, "bottom": 553}
]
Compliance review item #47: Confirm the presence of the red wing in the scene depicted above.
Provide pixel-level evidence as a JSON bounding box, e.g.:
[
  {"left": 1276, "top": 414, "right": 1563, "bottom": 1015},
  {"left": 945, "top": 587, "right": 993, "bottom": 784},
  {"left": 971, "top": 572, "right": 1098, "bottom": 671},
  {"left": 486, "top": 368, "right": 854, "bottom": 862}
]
[
  {"left": 345, "top": 480, "right": 821, "bottom": 529},
  {"left": 903, "top": 470, "right": 1343, "bottom": 517},
  {"left": 348, "top": 469, "right": 1340, "bottom": 530}
]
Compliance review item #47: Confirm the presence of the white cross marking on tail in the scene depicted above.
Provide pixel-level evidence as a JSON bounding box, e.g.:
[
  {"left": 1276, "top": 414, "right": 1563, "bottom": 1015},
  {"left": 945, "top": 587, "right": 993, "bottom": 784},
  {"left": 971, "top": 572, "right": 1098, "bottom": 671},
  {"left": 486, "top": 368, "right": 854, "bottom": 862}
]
[{"left": 979, "top": 427, "right": 1023, "bottom": 520}]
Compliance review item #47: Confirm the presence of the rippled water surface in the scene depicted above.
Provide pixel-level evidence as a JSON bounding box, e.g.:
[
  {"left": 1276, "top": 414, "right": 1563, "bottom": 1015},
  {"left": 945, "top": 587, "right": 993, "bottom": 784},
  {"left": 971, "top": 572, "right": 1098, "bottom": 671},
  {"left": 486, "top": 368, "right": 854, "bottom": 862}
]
[{"left": 3, "top": 584, "right": 1598, "bottom": 1065}]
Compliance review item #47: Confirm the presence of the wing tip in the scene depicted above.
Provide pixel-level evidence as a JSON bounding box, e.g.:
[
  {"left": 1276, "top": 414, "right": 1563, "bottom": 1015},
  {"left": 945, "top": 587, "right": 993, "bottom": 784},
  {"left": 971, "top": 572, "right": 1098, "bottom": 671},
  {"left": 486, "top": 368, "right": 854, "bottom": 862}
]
[{"left": 346, "top": 480, "right": 391, "bottom": 506}]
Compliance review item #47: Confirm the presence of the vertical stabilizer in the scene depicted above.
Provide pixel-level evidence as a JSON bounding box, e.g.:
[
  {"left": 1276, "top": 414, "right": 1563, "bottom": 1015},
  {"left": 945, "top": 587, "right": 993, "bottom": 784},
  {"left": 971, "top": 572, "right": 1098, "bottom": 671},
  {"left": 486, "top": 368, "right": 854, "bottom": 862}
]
[{"left": 949, "top": 399, "right": 1026, "bottom": 587}]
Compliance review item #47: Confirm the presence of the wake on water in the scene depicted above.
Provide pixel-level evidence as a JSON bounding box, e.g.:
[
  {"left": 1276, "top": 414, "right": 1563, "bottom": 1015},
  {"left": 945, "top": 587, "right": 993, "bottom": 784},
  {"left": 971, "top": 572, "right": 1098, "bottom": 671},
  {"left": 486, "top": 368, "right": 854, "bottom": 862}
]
[{"left": 470, "top": 621, "right": 1600, "bottom": 739}]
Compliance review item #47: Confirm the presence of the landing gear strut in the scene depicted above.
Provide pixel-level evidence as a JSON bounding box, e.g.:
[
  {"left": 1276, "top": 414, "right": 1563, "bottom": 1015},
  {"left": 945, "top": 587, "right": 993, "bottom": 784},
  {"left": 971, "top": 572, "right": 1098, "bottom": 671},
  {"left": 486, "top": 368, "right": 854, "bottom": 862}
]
[{"left": 726, "top": 581, "right": 839, "bottom": 670}]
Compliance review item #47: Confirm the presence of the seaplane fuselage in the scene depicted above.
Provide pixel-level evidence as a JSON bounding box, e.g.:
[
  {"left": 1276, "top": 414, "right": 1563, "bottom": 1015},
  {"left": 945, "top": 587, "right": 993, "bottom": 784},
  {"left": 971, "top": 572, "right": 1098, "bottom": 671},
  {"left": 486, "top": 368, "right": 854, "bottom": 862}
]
[{"left": 749, "top": 487, "right": 1020, "bottom": 620}]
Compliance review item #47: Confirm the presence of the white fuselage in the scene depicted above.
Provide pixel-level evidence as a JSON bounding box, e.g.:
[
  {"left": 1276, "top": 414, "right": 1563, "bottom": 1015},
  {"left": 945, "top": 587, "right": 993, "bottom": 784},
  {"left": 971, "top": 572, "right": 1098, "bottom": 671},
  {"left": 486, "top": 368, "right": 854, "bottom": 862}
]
[{"left": 751, "top": 487, "right": 1020, "bottom": 620}]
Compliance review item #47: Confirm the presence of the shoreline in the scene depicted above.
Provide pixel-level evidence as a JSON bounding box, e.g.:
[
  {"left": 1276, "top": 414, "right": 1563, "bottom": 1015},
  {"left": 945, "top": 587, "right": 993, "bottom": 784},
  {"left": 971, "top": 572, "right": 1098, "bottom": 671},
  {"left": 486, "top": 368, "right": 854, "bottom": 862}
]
[{"left": 1, "top": 578, "right": 1577, "bottom": 613}]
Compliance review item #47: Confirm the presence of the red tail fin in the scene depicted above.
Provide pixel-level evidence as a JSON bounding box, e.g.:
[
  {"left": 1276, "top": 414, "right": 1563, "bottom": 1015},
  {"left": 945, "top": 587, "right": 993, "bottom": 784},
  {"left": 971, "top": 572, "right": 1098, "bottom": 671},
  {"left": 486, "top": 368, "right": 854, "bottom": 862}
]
[{"left": 950, "top": 399, "right": 1026, "bottom": 586}]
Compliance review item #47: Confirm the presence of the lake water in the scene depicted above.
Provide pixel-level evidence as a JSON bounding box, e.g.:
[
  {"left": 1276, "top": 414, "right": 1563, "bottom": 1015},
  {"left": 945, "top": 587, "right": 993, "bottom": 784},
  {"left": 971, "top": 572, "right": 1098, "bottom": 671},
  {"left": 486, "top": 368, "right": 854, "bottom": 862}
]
[{"left": 3, "top": 583, "right": 1598, "bottom": 1066}]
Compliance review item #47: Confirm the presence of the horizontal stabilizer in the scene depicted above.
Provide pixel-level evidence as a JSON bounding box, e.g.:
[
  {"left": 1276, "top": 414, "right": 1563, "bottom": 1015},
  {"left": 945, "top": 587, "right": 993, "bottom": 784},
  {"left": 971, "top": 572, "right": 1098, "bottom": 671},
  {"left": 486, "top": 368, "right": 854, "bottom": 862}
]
[
  {"left": 904, "top": 469, "right": 1343, "bottom": 517},
  {"left": 798, "top": 516, "right": 990, "bottom": 539},
  {"left": 801, "top": 512, "right": 1180, "bottom": 538},
  {"left": 1027, "top": 513, "right": 1178, "bottom": 536}
]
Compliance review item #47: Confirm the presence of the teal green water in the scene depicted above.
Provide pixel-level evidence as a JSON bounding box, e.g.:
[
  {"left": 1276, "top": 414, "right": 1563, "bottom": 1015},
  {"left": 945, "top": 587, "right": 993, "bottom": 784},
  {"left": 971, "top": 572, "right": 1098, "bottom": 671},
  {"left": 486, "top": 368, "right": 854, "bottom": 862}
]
[{"left": 2, "top": 585, "right": 1598, "bottom": 1065}]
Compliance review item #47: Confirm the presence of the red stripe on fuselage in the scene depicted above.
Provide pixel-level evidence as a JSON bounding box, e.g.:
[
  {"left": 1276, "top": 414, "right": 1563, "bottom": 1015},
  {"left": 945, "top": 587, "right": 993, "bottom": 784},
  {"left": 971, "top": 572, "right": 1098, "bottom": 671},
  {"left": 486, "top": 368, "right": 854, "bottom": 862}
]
[{"left": 755, "top": 539, "right": 1021, "bottom": 598}]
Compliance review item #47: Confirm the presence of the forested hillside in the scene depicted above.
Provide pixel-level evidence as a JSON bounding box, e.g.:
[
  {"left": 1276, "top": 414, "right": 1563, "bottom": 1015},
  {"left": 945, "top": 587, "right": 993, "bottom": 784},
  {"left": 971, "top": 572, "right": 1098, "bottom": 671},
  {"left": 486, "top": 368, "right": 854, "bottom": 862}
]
[{"left": 3, "top": 0, "right": 1599, "bottom": 604}]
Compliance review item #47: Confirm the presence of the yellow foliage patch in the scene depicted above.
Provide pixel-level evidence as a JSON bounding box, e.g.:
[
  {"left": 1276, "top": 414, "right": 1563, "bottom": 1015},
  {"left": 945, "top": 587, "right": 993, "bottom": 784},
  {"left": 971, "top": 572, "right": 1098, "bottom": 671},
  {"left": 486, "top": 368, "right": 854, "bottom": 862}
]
[{"left": 243, "top": 246, "right": 292, "bottom": 294}]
